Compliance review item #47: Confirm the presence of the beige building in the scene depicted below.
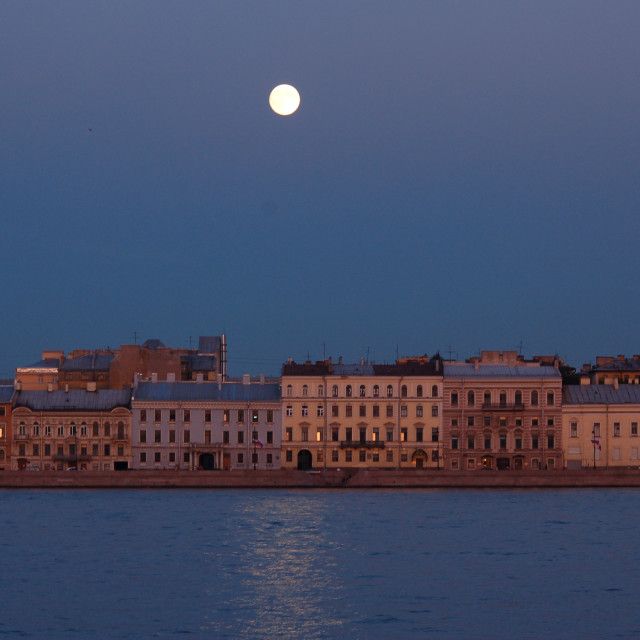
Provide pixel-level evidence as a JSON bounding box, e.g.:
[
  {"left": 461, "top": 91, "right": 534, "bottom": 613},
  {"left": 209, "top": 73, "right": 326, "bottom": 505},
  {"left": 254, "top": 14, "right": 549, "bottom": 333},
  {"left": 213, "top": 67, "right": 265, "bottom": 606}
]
[
  {"left": 11, "top": 389, "right": 132, "bottom": 470},
  {"left": 444, "top": 351, "right": 563, "bottom": 470},
  {"left": 281, "top": 357, "right": 444, "bottom": 470},
  {"left": 15, "top": 351, "right": 63, "bottom": 391},
  {"left": 563, "top": 384, "right": 640, "bottom": 469}
]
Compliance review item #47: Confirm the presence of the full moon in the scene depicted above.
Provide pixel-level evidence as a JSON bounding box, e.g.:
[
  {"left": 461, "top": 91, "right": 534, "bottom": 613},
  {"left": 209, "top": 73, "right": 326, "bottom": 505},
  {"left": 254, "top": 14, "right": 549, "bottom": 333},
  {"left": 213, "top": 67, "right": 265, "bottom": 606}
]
[{"left": 269, "top": 84, "right": 301, "bottom": 116}]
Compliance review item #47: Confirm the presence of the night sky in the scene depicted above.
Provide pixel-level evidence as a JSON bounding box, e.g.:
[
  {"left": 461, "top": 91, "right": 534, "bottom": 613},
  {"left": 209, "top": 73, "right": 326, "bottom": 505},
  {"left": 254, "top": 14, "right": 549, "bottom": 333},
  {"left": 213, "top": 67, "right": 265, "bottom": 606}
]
[{"left": 1, "top": 1, "right": 639, "bottom": 377}]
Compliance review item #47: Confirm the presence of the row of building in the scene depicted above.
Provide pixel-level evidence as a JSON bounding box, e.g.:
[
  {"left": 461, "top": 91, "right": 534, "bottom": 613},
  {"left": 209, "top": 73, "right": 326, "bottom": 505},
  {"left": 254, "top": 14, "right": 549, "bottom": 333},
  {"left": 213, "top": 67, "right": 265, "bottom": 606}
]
[{"left": 2, "top": 341, "right": 640, "bottom": 472}]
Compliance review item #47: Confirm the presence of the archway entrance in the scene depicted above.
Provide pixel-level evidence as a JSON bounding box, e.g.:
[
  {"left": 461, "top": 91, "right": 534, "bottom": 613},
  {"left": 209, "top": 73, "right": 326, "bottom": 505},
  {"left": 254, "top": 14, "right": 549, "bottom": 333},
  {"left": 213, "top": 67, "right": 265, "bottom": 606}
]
[
  {"left": 513, "top": 456, "right": 524, "bottom": 470},
  {"left": 481, "top": 455, "right": 493, "bottom": 469},
  {"left": 297, "top": 449, "right": 312, "bottom": 471},
  {"left": 412, "top": 449, "right": 427, "bottom": 469},
  {"left": 497, "top": 457, "right": 511, "bottom": 470},
  {"left": 199, "top": 453, "right": 215, "bottom": 470}
]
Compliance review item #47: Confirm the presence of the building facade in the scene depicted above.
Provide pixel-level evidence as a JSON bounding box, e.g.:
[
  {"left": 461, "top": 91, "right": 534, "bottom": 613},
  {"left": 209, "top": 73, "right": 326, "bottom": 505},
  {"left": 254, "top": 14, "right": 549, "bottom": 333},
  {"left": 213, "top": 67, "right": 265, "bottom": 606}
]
[
  {"left": 131, "top": 379, "right": 281, "bottom": 470},
  {"left": 11, "top": 389, "right": 132, "bottom": 470},
  {"left": 0, "top": 385, "right": 14, "bottom": 470},
  {"left": 443, "top": 351, "right": 563, "bottom": 470},
  {"left": 281, "top": 357, "right": 444, "bottom": 470},
  {"left": 563, "top": 384, "right": 640, "bottom": 469}
]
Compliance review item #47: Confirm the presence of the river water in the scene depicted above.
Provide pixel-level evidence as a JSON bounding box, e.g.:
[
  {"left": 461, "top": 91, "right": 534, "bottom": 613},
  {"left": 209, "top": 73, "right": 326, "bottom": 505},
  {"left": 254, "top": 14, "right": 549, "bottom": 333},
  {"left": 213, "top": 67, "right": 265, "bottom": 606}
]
[{"left": 0, "top": 488, "right": 638, "bottom": 639}]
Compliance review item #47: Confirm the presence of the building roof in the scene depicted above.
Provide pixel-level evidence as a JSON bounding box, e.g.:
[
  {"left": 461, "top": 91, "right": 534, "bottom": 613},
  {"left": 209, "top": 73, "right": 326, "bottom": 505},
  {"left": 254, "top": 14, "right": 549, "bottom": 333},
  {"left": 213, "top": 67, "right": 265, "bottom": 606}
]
[
  {"left": 283, "top": 358, "right": 442, "bottom": 377},
  {"left": 444, "top": 364, "right": 561, "bottom": 378},
  {"left": 133, "top": 382, "right": 281, "bottom": 403},
  {"left": 142, "top": 339, "right": 166, "bottom": 350},
  {"left": 0, "top": 386, "right": 14, "bottom": 404},
  {"left": 14, "top": 389, "right": 132, "bottom": 412},
  {"left": 17, "top": 358, "right": 60, "bottom": 371},
  {"left": 60, "top": 353, "right": 114, "bottom": 372},
  {"left": 563, "top": 385, "right": 640, "bottom": 405}
]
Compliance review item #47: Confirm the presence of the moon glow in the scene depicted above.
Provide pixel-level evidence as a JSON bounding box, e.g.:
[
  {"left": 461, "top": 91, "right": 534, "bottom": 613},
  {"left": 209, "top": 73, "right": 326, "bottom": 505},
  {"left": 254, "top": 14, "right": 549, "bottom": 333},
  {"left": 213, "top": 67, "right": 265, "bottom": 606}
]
[{"left": 269, "top": 84, "right": 301, "bottom": 116}]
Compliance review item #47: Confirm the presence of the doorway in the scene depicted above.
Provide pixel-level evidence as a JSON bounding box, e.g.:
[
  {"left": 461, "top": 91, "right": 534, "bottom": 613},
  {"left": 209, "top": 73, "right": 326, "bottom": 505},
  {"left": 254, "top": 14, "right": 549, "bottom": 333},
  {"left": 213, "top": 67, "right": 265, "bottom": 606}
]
[
  {"left": 297, "top": 449, "right": 312, "bottom": 470},
  {"left": 199, "top": 453, "right": 215, "bottom": 470}
]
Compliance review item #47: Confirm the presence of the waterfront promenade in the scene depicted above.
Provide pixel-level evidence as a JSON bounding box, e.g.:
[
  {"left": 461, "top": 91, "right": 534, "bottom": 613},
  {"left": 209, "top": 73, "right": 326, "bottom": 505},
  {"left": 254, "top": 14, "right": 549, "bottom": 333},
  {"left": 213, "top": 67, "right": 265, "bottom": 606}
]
[{"left": 2, "top": 469, "right": 640, "bottom": 488}]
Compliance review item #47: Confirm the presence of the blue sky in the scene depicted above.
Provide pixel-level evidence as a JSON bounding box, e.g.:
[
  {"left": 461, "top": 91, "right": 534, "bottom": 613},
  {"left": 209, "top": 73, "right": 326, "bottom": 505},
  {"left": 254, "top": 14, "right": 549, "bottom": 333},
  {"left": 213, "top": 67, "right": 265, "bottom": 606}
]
[{"left": 1, "top": 1, "right": 639, "bottom": 376}]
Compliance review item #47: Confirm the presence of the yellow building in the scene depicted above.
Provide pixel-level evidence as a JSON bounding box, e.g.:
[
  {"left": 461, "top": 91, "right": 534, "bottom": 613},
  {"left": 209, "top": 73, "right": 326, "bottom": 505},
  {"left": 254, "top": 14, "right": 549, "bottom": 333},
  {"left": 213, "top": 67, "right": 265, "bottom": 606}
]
[
  {"left": 281, "top": 357, "right": 443, "bottom": 470},
  {"left": 563, "top": 384, "right": 640, "bottom": 469}
]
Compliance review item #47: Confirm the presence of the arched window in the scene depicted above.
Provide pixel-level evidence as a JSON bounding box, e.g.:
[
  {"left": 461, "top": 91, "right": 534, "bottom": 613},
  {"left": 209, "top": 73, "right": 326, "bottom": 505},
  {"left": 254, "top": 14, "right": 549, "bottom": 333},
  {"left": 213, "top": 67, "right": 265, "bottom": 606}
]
[
  {"left": 467, "top": 390, "right": 475, "bottom": 406},
  {"left": 69, "top": 423, "right": 77, "bottom": 436},
  {"left": 346, "top": 385, "right": 352, "bottom": 397},
  {"left": 92, "top": 421, "right": 99, "bottom": 437},
  {"left": 359, "top": 385, "right": 366, "bottom": 397},
  {"left": 546, "top": 391, "right": 555, "bottom": 406},
  {"left": 401, "top": 385, "right": 408, "bottom": 398},
  {"left": 431, "top": 385, "right": 438, "bottom": 398},
  {"left": 499, "top": 391, "right": 507, "bottom": 407},
  {"left": 483, "top": 391, "right": 491, "bottom": 405},
  {"left": 332, "top": 385, "right": 338, "bottom": 398},
  {"left": 531, "top": 390, "right": 539, "bottom": 406},
  {"left": 302, "top": 384, "right": 308, "bottom": 397},
  {"left": 18, "top": 422, "right": 26, "bottom": 436},
  {"left": 57, "top": 424, "right": 64, "bottom": 437},
  {"left": 104, "top": 421, "right": 111, "bottom": 437},
  {"left": 80, "top": 422, "right": 87, "bottom": 436},
  {"left": 373, "top": 384, "right": 380, "bottom": 397},
  {"left": 416, "top": 405, "right": 423, "bottom": 418},
  {"left": 318, "top": 385, "right": 324, "bottom": 396},
  {"left": 386, "top": 385, "right": 393, "bottom": 398},
  {"left": 286, "top": 384, "right": 292, "bottom": 397},
  {"left": 33, "top": 422, "right": 40, "bottom": 437},
  {"left": 417, "top": 385, "right": 423, "bottom": 398},
  {"left": 515, "top": 390, "right": 522, "bottom": 406},
  {"left": 117, "top": 421, "right": 125, "bottom": 439}
]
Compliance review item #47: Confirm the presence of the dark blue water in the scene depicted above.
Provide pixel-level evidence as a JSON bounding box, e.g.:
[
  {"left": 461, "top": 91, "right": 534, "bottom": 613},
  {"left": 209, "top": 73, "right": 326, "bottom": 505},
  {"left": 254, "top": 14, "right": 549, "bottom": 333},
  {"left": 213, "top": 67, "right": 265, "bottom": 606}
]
[{"left": 0, "top": 489, "right": 638, "bottom": 639}]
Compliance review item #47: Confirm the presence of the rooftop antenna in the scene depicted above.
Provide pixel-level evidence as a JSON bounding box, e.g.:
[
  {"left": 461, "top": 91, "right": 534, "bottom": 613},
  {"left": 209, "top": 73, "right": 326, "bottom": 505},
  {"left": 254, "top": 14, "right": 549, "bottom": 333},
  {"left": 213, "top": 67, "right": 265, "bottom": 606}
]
[
  {"left": 188, "top": 335, "right": 193, "bottom": 348},
  {"left": 322, "top": 342, "right": 326, "bottom": 360},
  {"left": 133, "top": 331, "right": 138, "bottom": 345},
  {"left": 516, "top": 340, "right": 524, "bottom": 355},
  {"left": 446, "top": 344, "right": 456, "bottom": 361},
  {"left": 395, "top": 344, "right": 399, "bottom": 361}
]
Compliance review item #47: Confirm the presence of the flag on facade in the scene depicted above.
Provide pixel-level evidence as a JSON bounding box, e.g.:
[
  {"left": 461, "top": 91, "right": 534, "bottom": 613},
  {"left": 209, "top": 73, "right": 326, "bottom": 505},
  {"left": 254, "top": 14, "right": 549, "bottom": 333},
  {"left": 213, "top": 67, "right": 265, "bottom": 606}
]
[
  {"left": 253, "top": 440, "right": 264, "bottom": 448},
  {"left": 591, "top": 438, "right": 601, "bottom": 450}
]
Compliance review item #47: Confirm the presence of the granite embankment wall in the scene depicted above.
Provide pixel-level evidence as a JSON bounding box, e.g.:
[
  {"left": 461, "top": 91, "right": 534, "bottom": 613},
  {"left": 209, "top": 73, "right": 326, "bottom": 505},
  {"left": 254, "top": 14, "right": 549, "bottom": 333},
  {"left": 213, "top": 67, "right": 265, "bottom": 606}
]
[{"left": 2, "top": 469, "right": 640, "bottom": 488}]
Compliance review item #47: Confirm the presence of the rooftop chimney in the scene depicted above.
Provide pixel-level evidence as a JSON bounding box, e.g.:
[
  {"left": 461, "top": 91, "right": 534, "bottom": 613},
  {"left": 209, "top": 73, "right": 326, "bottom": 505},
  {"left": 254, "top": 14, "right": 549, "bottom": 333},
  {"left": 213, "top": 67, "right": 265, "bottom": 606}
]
[
  {"left": 259, "top": 374, "right": 265, "bottom": 384},
  {"left": 151, "top": 373, "right": 158, "bottom": 383},
  {"left": 47, "top": 383, "right": 53, "bottom": 392},
  {"left": 167, "top": 372, "right": 176, "bottom": 382},
  {"left": 86, "top": 382, "right": 97, "bottom": 392},
  {"left": 242, "top": 373, "right": 251, "bottom": 385},
  {"left": 196, "top": 373, "right": 204, "bottom": 383},
  {"left": 613, "top": 378, "right": 620, "bottom": 390}
]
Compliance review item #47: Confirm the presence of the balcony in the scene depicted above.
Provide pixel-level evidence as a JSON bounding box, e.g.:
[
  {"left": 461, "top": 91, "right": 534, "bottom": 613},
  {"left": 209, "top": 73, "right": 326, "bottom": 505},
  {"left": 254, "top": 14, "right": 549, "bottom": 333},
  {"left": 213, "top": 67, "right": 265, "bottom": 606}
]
[
  {"left": 481, "top": 403, "right": 525, "bottom": 411},
  {"left": 339, "top": 440, "right": 386, "bottom": 449}
]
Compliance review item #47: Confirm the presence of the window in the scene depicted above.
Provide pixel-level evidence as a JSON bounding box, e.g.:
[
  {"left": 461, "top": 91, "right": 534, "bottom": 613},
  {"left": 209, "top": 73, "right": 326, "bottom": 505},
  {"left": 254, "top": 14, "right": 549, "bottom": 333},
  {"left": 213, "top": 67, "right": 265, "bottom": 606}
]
[
  {"left": 431, "top": 406, "right": 438, "bottom": 417},
  {"left": 93, "top": 422, "right": 99, "bottom": 437},
  {"left": 252, "top": 452, "right": 258, "bottom": 464},
  {"left": 104, "top": 422, "right": 110, "bottom": 437},
  {"left": 318, "top": 385, "right": 324, "bottom": 396},
  {"left": 359, "top": 450, "right": 366, "bottom": 462},
  {"left": 183, "top": 451, "right": 189, "bottom": 463},
  {"left": 546, "top": 391, "right": 555, "bottom": 406},
  {"left": 286, "top": 384, "right": 292, "bottom": 396},
  {"left": 593, "top": 423, "right": 601, "bottom": 437},
  {"left": 386, "top": 428, "right": 393, "bottom": 442},
  {"left": 140, "top": 452, "right": 147, "bottom": 463},
  {"left": 372, "top": 427, "right": 380, "bottom": 442},
  {"left": 45, "top": 425, "right": 52, "bottom": 437},
  {"left": 451, "top": 418, "right": 458, "bottom": 427},
  {"left": 302, "top": 384, "right": 308, "bottom": 397},
  {"left": 169, "top": 430, "right": 176, "bottom": 443},
  {"left": 499, "top": 433, "right": 507, "bottom": 449},
  {"left": 613, "top": 422, "right": 621, "bottom": 437},
  {"left": 484, "top": 434, "right": 491, "bottom": 449},
  {"left": 104, "top": 444, "right": 111, "bottom": 456},
  {"left": 451, "top": 392, "right": 459, "bottom": 407},
  {"left": 332, "top": 449, "right": 339, "bottom": 462},
  {"left": 359, "top": 427, "right": 367, "bottom": 443},
  {"left": 140, "top": 430, "right": 147, "bottom": 444},
  {"left": 169, "top": 452, "right": 175, "bottom": 463},
  {"left": 532, "top": 433, "right": 539, "bottom": 449},
  {"left": 238, "top": 410, "right": 244, "bottom": 423},
  {"left": 499, "top": 391, "right": 507, "bottom": 407},
  {"left": 372, "top": 405, "right": 379, "bottom": 418},
  {"left": 515, "top": 390, "right": 522, "bottom": 406},
  {"left": 169, "top": 410, "right": 176, "bottom": 422},
  {"left": 400, "top": 428, "right": 408, "bottom": 442},
  {"left": 332, "top": 427, "right": 339, "bottom": 442},
  {"left": 285, "top": 427, "right": 292, "bottom": 442},
  {"left": 223, "top": 409, "right": 230, "bottom": 422},
  {"left": 632, "top": 422, "right": 638, "bottom": 437},
  {"left": 267, "top": 431, "right": 273, "bottom": 444},
  {"left": 154, "top": 430, "right": 161, "bottom": 443},
  {"left": 431, "top": 385, "right": 438, "bottom": 398},
  {"left": 33, "top": 423, "right": 40, "bottom": 437},
  {"left": 451, "top": 435, "right": 459, "bottom": 450},
  {"left": 252, "top": 410, "right": 259, "bottom": 423},
  {"left": 32, "top": 444, "right": 39, "bottom": 456},
  {"left": 499, "top": 417, "right": 507, "bottom": 428},
  {"left": 237, "top": 431, "right": 244, "bottom": 444},
  {"left": 154, "top": 452, "right": 161, "bottom": 463},
  {"left": 416, "top": 427, "right": 423, "bottom": 442},
  {"left": 484, "top": 391, "right": 491, "bottom": 405},
  {"left": 431, "top": 427, "right": 439, "bottom": 442},
  {"left": 483, "top": 415, "right": 491, "bottom": 427},
  {"left": 386, "top": 450, "right": 394, "bottom": 462},
  {"left": 416, "top": 405, "right": 423, "bottom": 418},
  {"left": 267, "top": 453, "right": 273, "bottom": 464},
  {"left": 417, "top": 385, "right": 423, "bottom": 398},
  {"left": 467, "top": 416, "right": 475, "bottom": 427},
  {"left": 400, "top": 405, "right": 408, "bottom": 418},
  {"left": 515, "top": 432, "right": 522, "bottom": 450},
  {"left": 205, "top": 410, "right": 211, "bottom": 423},
  {"left": 155, "top": 410, "right": 161, "bottom": 422},
  {"left": 223, "top": 431, "right": 229, "bottom": 444},
  {"left": 346, "top": 427, "right": 352, "bottom": 442},
  {"left": 331, "top": 405, "right": 339, "bottom": 417},
  {"left": 373, "top": 385, "right": 380, "bottom": 397},
  {"left": 345, "top": 450, "right": 352, "bottom": 462},
  {"left": 69, "top": 423, "right": 77, "bottom": 436},
  {"left": 267, "top": 410, "right": 274, "bottom": 423},
  {"left": 44, "top": 444, "right": 51, "bottom": 456},
  {"left": 401, "top": 385, "right": 408, "bottom": 398},
  {"left": 359, "top": 405, "right": 366, "bottom": 417},
  {"left": 467, "top": 390, "right": 475, "bottom": 406},
  {"left": 301, "top": 426, "right": 309, "bottom": 442},
  {"left": 316, "top": 428, "right": 323, "bottom": 442},
  {"left": 387, "top": 385, "right": 393, "bottom": 398},
  {"left": 345, "top": 405, "right": 352, "bottom": 417},
  {"left": 301, "top": 405, "right": 309, "bottom": 417},
  {"left": 531, "top": 390, "right": 539, "bottom": 406},
  {"left": 386, "top": 405, "right": 393, "bottom": 418},
  {"left": 332, "top": 385, "right": 338, "bottom": 397},
  {"left": 467, "top": 435, "right": 475, "bottom": 449},
  {"left": 57, "top": 425, "right": 64, "bottom": 437},
  {"left": 359, "top": 385, "right": 366, "bottom": 398},
  {"left": 570, "top": 422, "right": 578, "bottom": 438},
  {"left": 184, "top": 410, "right": 191, "bottom": 423},
  {"left": 286, "top": 405, "right": 293, "bottom": 417},
  {"left": 79, "top": 423, "right": 86, "bottom": 437},
  {"left": 346, "top": 385, "right": 352, "bottom": 397},
  {"left": 184, "top": 430, "right": 190, "bottom": 443},
  {"left": 205, "top": 430, "right": 211, "bottom": 444},
  {"left": 547, "top": 434, "right": 555, "bottom": 449}
]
